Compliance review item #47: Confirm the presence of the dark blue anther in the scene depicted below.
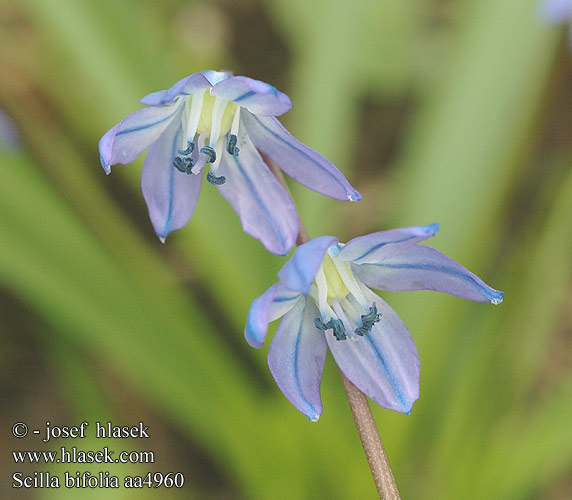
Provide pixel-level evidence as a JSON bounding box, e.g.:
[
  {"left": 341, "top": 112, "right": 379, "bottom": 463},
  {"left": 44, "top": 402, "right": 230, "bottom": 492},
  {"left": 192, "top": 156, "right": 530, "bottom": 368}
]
[
  {"left": 314, "top": 318, "right": 328, "bottom": 330},
  {"left": 177, "top": 140, "right": 195, "bottom": 156},
  {"left": 226, "top": 134, "right": 240, "bottom": 157},
  {"left": 200, "top": 145, "right": 217, "bottom": 164},
  {"left": 173, "top": 155, "right": 193, "bottom": 174},
  {"left": 329, "top": 319, "right": 346, "bottom": 341},
  {"left": 173, "top": 140, "right": 195, "bottom": 174},
  {"left": 206, "top": 170, "right": 226, "bottom": 185},
  {"left": 354, "top": 303, "right": 381, "bottom": 336},
  {"left": 314, "top": 317, "right": 346, "bottom": 341},
  {"left": 173, "top": 156, "right": 184, "bottom": 170}
]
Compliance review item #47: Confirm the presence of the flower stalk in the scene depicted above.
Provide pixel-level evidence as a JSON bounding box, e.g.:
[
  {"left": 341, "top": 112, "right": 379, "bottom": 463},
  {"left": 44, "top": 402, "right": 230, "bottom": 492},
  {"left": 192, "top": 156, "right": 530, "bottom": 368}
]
[
  {"left": 340, "top": 370, "right": 401, "bottom": 500},
  {"left": 267, "top": 158, "right": 400, "bottom": 499}
]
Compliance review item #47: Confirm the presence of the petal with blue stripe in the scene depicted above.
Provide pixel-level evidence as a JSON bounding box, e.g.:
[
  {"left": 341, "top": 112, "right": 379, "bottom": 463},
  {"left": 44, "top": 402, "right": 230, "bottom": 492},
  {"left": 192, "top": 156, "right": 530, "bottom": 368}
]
[
  {"left": 277, "top": 236, "right": 338, "bottom": 294},
  {"left": 242, "top": 112, "right": 362, "bottom": 201},
  {"left": 268, "top": 297, "right": 327, "bottom": 421},
  {"left": 352, "top": 244, "right": 504, "bottom": 304},
  {"left": 245, "top": 283, "right": 301, "bottom": 348},
  {"left": 99, "top": 102, "right": 183, "bottom": 174},
  {"left": 141, "top": 114, "right": 202, "bottom": 241},
  {"left": 139, "top": 73, "right": 213, "bottom": 106},
  {"left": 215, "top": 127, "right": 298, "bottom": 256},
  {"left": 326, "top": 286, "right": 419, "bottom": 414},
  {"left": 337, "top": 224, "right": 439, "bottom": 264},
  {"left": 211, "top": 76, "right": 292, "bottom": 116}
]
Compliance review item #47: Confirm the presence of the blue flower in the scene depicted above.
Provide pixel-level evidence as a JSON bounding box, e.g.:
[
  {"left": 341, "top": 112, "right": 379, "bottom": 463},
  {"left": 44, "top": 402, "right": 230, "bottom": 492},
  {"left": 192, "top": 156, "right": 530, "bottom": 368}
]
[
  {"left": 541, "top": 0, "right": 572, "bottom": 23},
  {"left": 99, "top": 70, "right": 361, "bottom": 255},
  {"left": 540, "top": 0, "right": 572, "bottom": 45},
  {"left": 245, "top": 224, "right": 503, "bottom": 421}
]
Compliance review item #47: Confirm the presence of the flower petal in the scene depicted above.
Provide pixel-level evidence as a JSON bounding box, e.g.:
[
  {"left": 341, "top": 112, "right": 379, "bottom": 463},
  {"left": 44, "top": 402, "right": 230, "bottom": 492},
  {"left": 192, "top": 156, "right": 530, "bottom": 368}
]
[
  {"left": 141, "top": 114, "right": 202, "bottom": 241},
  {"left": 139, "top": 73, "right": 213, "bottom": 106},
  {"left": 211, "top": 76, "right": 292, "bottom": 116},
  {"left": 99, "top": 103, "right": 183, "bottom": 174},
  {"left": 326, "top": 286, "right": 419, "bottom": 414},
  {"left": 277, "top": 236, "right": 338, "bottom": 294},
  {"left": 215, "top": 128, "right": 298, "bottom": 256},
  {"left": 200, "top": 70, "right": 233, "bottom": 86},
  {"left": 353, "top": 244, "right": 504, "bottom": 304},
  {"left": 268, "top": 297, "right": 327, "bottom": 421},
  {"left": 242, "top": 112, "right": 362, "bottom": 201},
  {"left": 337, "top": 223, "right": 439, "bottom": 264},
  {"left": 245, "top": 283, "right": 301, "bottom": 348},
  {"left": 540, "top": 0, "right": 572, "bottom": 24}
]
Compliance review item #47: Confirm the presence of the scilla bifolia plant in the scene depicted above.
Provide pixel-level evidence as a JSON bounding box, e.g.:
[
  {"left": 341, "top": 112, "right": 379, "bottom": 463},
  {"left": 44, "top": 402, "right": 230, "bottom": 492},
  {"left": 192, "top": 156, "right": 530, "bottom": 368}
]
[
  {"left": 99, "top": 70, "right": 360, "bottom": 255},
  {"left": 100, "top": 70, "right": 503, "bottom": 499}
]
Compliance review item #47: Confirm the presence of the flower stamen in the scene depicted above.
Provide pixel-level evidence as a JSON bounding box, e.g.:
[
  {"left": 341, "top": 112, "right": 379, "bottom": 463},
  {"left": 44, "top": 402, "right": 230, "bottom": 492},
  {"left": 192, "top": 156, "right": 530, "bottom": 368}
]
[
  {"left": 314, "top": 318, "right": 328, "bottom": 330},
  {"left": 331, "top": 299, "right": 356, "bottom": 339},
  {"left": 354, "top": 302, "right": 381, "bottom": 337},
  {"left": 230, "top": 104, "right": 241, "bottom": 135},
  {"left": 177, "top": 140, "right": 195, "bottom": 156},
  {"left": 330, "top": 251, "right": 369, "bottom": 310},
  {"left": 184, "top": 90, "right": 206, "bottom": 146},
  {"left": 226, "top": 134, "right": 240, "bottom": 157},
  {"left": 206, "top": 170, "right": 226, "bottom": 185},
  {"left": 173, "top": 156, "right": 193, "bottom": 174},
  {"left": 172, "top": 140, "right": 196, "bottom": 174},
  {"left": 315, "top": 265, "right": 330, "bottom": 320},
  {"left": 208, "top": 96, "right": 229, "bottom": 149},
  {"left": 314, "top": 317, "right": 346, "bottom": 341},
  {"left": 200, "top": 145, "right": 217, "bottom": 164},
  {"left": 330, "top": 319, "right": 346, "bottom": 340}
]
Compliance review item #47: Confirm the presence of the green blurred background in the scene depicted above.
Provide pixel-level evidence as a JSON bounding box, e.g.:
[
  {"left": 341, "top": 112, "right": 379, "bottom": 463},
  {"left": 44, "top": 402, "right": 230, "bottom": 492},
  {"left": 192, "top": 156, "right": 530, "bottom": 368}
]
[{"left": 1, "top": 0, "right": 572, "bottom": 498}]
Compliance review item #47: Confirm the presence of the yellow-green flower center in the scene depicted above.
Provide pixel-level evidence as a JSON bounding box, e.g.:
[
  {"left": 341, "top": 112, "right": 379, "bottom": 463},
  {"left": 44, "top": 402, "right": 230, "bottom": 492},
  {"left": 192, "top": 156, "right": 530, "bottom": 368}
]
[
  {"left": 174, "top": 90, "right": 241, "bottom": 185},
  {"left": 193, "top": 93, "right": 237, "bottom": 137},
  {"left": 313, "top": 250, "right": 381, "bottom": 341},
  {"left": 321, "top": 253, "right": 350, "bottom": 304}
]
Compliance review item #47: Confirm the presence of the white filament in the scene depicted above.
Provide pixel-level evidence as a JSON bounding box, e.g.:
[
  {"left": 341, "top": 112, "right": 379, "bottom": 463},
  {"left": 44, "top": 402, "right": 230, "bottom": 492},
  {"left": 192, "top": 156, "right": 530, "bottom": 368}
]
[
  {"left": 331, "top": 255, "right": 369, "bottom": 311},
  {"left": 208, "top": 96, "right": 229, "bottom": 148},
  {"left": 315, "top": 265, "right": 331, "bottom": 321},
  {"left": 230, "top": 105, "right": 241, "bottom": 136},
  {"left": 184, "top": 89, "right": 206, "bottom": 146}
]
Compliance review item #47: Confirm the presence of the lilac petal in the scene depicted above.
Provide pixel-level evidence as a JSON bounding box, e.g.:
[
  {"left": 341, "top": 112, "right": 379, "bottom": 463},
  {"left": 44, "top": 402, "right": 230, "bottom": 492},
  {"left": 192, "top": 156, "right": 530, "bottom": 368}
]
[
  {"left": 337, "top": 224, "right": 439, "bottom": 264},
  {"left": 141, "top": 115, "right": 202, "bottom": 241},
  {"left": 277, "top": 236, "right": 338, "bottom": 294},
  {"left": 216, "top": 129, "right": 298, "bottom": 256},
  {"left": 353, "top": 244, "right": 504, "bottom": 304},
  {"left": 326, "top": 286, "right": 419, "bottom": 414},
  {"left": 268, "top": 297, "right": 327, "bottom": 421},
  {"left": 245, "top": 283, "right": 302, "bottom": 348},
  {"left": 200, "top": 70, "right": 233, "bottom": 86},
  {"left": 139, "top": 73, "right": 213, "bottom": 106},
  {"left": 211, "top": 76, "right": 292, "bottom": 116},
  {"left": 540, "top": 0, "right": 572, "bottom": 24},
  {"left": 242, "top": 112, "right": 362, "bottom": 201},
  {"left": 99, "top": 103, "right": 183, "bottom": 174},
  {"left": 0, "top": 109, "right": 21, "bottom": 151}
]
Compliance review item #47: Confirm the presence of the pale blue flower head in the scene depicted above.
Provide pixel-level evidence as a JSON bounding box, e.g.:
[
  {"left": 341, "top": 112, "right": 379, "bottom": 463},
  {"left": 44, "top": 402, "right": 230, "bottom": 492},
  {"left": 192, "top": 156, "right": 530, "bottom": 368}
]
[
  {"left": 541, "top": 0, "right": 572, "bottom": 23},
  {"left": 0, "top": 109, "right": 20, "bottom": 152},
  {"left": 540, "top": 0, "right": 572, "bottom": 45},
  {"left": 245, "top": 224, "right": 504, "bottom": 421},
  {"left": 99, "top": 70, "right": 361, "bottom": 255}
]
